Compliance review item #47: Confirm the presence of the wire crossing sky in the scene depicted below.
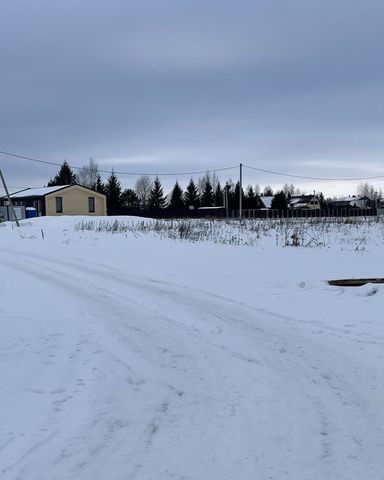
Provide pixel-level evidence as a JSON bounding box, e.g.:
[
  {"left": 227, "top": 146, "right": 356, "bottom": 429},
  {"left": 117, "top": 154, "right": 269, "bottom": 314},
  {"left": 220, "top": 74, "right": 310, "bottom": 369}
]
[
  {"left": 0, "top": 150, "right": 238, "bottom": 177},
  {"left": 1, "top": 0, "right": 384, "bottom": 196},
  {"left": 2, "top": 150, "right": 384, "bottom": 183}
]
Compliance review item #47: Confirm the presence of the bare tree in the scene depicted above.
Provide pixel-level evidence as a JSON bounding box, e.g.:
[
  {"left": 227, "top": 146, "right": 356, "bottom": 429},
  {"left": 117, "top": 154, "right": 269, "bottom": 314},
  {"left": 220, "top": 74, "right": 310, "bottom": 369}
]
[
  {"left": 357, "top": 182, "right": 382, "bottom": 201},
  {"left": 77, "top": 158, "right": 99, "bottom": 189},
  {"left": 283, "top": 183, "right": 301, "bottom": 197},
  {"left": 135, "top": 175, "right": 153, "bottom": 208}
]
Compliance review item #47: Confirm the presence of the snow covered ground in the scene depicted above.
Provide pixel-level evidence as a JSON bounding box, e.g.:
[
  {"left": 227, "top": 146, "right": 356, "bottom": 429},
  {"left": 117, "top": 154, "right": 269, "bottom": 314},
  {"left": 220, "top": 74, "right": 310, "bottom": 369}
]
[{"left": 1, "top": 216, "right": 384, "bottom": 479}]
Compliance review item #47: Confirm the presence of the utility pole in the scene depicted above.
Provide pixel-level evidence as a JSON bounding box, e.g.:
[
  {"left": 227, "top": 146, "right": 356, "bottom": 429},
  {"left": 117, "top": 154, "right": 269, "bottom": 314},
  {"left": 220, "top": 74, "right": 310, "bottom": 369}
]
[
  {"left": 0, "top": 169, "right": 20, "bottom": 227},
  {"left": 239, "top": 162, "right": 243, "bottom": 219},
  {"left": 225, "top": 184, "right": 229, "bottom": 218}
]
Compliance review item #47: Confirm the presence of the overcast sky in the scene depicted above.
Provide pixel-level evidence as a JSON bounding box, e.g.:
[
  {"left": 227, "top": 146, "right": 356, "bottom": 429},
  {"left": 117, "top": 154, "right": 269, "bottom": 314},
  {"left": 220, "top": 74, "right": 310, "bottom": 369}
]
[{"left": 1, "top": 0, "right": 384, "bottom": 196}]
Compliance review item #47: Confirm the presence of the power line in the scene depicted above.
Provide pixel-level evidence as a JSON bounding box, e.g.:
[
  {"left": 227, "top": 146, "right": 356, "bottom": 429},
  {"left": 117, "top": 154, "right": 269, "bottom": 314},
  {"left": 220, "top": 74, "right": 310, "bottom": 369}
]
[
  {"left": 0, "top": 150, "right": 60, "bottom": 167},
  {"left": 2, "top": 148, "right": 383, "bottom": 182},
  {"left": 0, "top": 149, "right": 237, "bottom": 177},
  {"left": 0, "top": 186, "right": 34, "bottom": 189},
  {"left": 243, "top": 164, "right": 384, "bottom": 181}
]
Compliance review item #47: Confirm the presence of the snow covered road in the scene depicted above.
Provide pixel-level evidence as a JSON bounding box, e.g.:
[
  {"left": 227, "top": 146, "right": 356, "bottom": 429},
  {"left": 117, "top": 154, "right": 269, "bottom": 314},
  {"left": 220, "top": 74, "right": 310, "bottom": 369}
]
[{"left": 1, "top": 218, "right": 384, "bottom": 479}]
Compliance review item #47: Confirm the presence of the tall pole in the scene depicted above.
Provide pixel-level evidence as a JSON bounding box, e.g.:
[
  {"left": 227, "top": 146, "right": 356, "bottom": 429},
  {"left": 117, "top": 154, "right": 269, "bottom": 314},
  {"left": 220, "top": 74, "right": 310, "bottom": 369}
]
[
  {"left": 239, "top": 162, "right": 243, "bottom": 219},
  {"left": 0, "top": 169, "right": 20, "bottom": 227},
  {"left": 225, "top": 184, "right": 229, "bottom": 218}
]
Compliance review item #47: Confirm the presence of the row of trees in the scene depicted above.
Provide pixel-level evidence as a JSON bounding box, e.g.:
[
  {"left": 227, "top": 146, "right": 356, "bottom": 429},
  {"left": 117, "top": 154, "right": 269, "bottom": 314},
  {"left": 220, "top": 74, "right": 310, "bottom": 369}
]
[
  {"left": 47, "top": 160, "right": 261, "bottom": 210},
  {"left": 48, "top": 159, "right": 100, "bottom": 190},
  {"left": 46, "top": 160, "right": 383, "bottom": 211}
]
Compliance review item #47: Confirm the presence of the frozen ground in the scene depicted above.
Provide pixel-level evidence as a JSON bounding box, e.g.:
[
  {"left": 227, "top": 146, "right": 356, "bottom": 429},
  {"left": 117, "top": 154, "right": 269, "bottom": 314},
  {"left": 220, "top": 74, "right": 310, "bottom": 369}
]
[{"left": 1, "top": 216, "right": 384, "bottom": 479}]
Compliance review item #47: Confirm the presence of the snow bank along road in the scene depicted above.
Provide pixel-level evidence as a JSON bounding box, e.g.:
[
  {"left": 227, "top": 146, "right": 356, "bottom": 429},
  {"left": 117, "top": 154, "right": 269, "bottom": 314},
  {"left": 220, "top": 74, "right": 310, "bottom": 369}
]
[{"left": 1, "top": 218, "right": 384, "bottom": 479}]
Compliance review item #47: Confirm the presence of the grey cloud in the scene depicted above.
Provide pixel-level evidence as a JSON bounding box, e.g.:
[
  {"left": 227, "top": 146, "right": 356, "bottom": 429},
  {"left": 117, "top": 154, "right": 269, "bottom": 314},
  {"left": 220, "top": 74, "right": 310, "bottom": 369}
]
[{"left": 1, "top": 0, "right": 384, "bottom": 195}]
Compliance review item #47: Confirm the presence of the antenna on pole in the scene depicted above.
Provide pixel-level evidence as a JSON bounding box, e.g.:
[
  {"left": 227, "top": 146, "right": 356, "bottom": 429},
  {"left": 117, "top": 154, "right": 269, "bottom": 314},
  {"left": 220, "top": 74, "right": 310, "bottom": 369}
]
[{"left": 0, "top": 169, "right": 20, "bottom": 227}]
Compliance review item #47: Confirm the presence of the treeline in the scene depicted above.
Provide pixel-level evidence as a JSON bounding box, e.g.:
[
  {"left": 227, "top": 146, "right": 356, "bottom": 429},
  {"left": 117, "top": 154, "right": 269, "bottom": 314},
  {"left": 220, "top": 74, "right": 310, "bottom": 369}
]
[
  {"left": 46, "top": 159, "right": 382, "bottom": 211},
  {"left": 47, "top": 159, "right": 263, "bottom": 210}
]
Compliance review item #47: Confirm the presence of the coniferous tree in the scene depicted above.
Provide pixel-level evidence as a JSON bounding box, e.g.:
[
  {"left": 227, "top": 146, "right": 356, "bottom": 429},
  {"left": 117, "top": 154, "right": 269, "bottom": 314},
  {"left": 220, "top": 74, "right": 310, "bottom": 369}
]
[
  {"left": 244, "top": 185, "right": 260, "bottom": 210},
  {"left": 325, "top": 196, "right": 336, "bottom": 209},
  {"left": 233, "top": 181, "right": 245, "bottom": 210},
  {"left": 121, "top": 188, "right": 139, "bottom": 208},
  {"left": 105, "top": 170, "right": 122, "bottom": 209},
  {"left": 169, "top": 181, "right": 184, "bottom": 209},
  {"left": 47, "top": 160, "right": 77, "bottom": 186},
  {"left": 149, "top": 177, "right": 166, "bottom": 208},
  {"left": 225, "top": 182, "right": 235, "bottom": 209},
  {"left": 197, "top": 172, "right": 218, "bottom": 197},
  {"left": 184, "top": 178, "right": 199, "bottom": 208},
  {"left": 95, "top": 174, "right": 106, "bottom": 195},
  {"left": 271, "top": 191, "right": 287, "bottom": 211},
  {"left": 244, "top": 185, "right": 258, "bottom": 209},
  {"left": 214, "top": 182, "right": 224, "bottom": 207},
  {"left": 201, "top": 180, "right": 214, "bottom": 207},
  {"left": 318, "top": 192, "right": 327, "bottom": 209},
  {"left": 263, "top": 185, "right": 274, "bottom": 196}
]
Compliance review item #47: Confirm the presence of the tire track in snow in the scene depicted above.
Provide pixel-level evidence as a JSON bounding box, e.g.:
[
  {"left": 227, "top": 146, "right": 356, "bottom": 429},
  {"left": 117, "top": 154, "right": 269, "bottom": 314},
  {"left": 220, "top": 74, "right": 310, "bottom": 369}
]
[{"left": 2, "top": 251, "right": 384, "bottom": 479}]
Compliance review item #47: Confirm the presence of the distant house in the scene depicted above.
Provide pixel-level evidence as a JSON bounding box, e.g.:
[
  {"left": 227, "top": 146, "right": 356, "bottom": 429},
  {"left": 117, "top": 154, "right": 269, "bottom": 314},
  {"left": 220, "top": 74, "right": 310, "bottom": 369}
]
[
  {"left": 288, "top": 195, "right": 321, "bottom": 210},
  {"left": 259, "top": 194, "right": 321, "bottom": 210},
  {"left": 1, "top": 184, "right": 107, "bottom": 217},
  {"left": 333, "top": 196, "right": 370, "bottom": 209}
]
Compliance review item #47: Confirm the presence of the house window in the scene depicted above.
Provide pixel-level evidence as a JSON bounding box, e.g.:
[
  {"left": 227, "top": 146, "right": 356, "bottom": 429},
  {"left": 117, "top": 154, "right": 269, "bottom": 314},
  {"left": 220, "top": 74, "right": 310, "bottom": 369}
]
[
  {"left": 88, "top": 197, "right": 95, "bottom": 213},
  {"left": 56, "top": 197, "right": 63, "bottom": 213}
]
